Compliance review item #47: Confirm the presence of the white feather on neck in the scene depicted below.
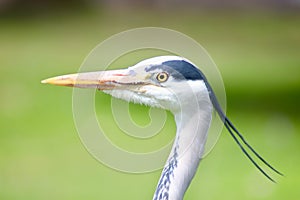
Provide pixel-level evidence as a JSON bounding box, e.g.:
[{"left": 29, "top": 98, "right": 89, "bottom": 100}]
[{"left": 153, "top": 80, "right": 213, "bottom": 200}]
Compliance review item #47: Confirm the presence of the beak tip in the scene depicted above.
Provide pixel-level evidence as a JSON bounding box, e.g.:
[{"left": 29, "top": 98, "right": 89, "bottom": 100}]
[{"left": 40, "top": 75, "right": 77, "bottom": 86}]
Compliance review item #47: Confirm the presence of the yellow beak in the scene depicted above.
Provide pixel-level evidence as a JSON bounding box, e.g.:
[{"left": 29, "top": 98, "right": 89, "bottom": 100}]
[{"left": 41, "top": 69, "right": 147, "bottom": 90}]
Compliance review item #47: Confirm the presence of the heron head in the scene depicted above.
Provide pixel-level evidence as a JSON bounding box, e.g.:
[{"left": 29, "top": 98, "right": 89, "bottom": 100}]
[
  {"left": 42, "top": 56, "right": 210, "bottom": 113},
  {"left": 42, "top": 56, "right": 283, "bottom": 182}
]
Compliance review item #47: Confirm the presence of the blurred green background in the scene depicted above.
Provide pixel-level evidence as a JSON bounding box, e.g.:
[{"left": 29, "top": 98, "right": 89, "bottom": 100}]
[{"left": 1, "top": 1, "right": 300, "bottom": 199}]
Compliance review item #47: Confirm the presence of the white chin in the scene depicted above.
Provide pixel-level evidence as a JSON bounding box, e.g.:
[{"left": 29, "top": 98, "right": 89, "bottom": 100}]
[{"left": 103, "top": 89, "right": 164, "bottom": 109}]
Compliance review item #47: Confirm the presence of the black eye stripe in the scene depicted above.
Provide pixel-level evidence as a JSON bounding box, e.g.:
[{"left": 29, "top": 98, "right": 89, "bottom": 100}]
[{"left": 145, "top": 60, "right": 204, "bottom": 81}]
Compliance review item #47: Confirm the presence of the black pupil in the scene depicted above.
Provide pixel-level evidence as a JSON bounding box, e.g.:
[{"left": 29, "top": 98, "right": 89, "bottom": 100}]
[{"left": 159, "top": 74, "right": 165, "bottom": 80}]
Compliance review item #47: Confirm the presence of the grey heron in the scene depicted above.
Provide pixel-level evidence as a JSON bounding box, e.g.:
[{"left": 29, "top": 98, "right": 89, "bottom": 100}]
[{"left": 42, "top": 56, "right": 282, "bottom": 200}]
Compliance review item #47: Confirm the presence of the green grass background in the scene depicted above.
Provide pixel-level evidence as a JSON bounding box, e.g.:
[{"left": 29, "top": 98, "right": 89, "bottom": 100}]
[{"left": 0, "top": 10, "right": 300, "bottom": 199}]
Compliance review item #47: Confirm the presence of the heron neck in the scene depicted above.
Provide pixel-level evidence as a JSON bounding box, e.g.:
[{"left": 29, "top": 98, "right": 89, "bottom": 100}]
[{"left": 153, "top": 99, "right": 212, "bottom": 200}]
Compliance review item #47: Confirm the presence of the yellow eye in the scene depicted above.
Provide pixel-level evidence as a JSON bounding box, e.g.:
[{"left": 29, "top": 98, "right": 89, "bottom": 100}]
[{"left": 156, "top": 72, "right": 169, "bottom": 82}]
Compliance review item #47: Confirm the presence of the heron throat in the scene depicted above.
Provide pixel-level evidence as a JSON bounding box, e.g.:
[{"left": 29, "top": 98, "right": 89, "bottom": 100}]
[{"left": 153, "top": 92, "right": 213, "bottom": 200}]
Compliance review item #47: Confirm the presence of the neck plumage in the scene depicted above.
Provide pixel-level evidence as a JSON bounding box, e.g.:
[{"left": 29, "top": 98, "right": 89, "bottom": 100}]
[{"left": 153, "top": 95, "right": 213, "bottom": 200}]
